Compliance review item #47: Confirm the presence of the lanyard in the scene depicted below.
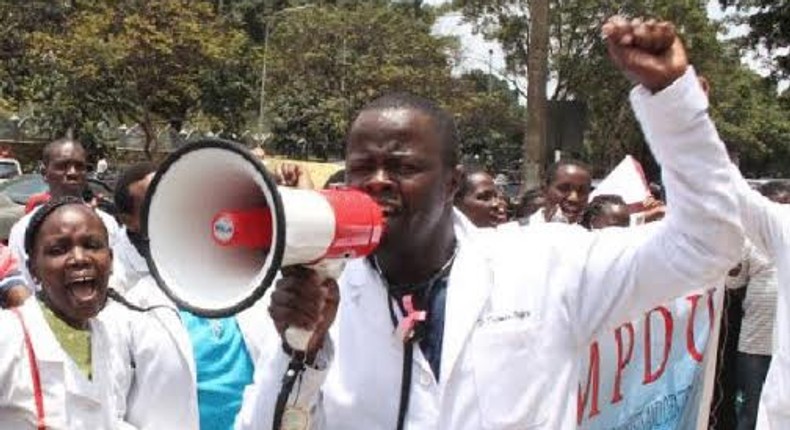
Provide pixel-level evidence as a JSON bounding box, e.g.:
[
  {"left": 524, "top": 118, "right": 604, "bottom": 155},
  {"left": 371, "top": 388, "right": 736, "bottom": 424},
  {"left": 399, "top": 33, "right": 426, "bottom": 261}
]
[
  {"left": 12, "top": 307, "right": 46, "bottom": 430},
  {"left": 373, "top": 244, "right": 457, "bottom": 430}
]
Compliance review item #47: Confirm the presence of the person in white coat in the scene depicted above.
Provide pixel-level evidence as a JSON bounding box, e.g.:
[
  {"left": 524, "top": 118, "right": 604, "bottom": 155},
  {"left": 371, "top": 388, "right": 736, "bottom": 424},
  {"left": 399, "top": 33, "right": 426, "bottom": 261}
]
[
  {"left": 111, "top": 161, "right": 274, "bottom": 429},
  {"left": 453, "top": 167, "right": 508, "bottom": 228},
  {"left": 125, "top": 276, "right": 272, "bottom": 429},
  {"left": 0, "top": 197, "right": 189, "bottom": 429},
  {"left": 528, "top": 158, "right": 592, "bottom": 225},
  {"left": 731, "top": 168, "right": 790, "bottom": 428},
  {"left": 7, "top": 138, "right": 120, "bottom": 292},
  {"left": 110, "top": 162, "right": 157, "bottom": 292},
  {"left": 236, "top": 17, "right": 743, "bottom": 430}
]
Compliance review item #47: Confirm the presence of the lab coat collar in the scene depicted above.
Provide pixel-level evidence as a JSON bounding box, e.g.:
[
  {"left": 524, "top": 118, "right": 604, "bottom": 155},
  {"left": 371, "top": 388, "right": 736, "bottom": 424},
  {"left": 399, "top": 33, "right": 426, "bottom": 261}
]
[
  {"left": 439, "top": 233, "right": 493, "bottom": 384},
  {"left": 344, "top": 211, "right": 478, "bottom": 299},
  {"left": 342, "top": 211, "right": 494, "bottom": 383},
  {"left": 116, "top": 226, "right": 149, "bottom": 275},
  {"left": 126, "top": 277, "right": 197, "bottom": 381},
  {"left": 21, "top": 300, "right": 106, "bottom": 410}
]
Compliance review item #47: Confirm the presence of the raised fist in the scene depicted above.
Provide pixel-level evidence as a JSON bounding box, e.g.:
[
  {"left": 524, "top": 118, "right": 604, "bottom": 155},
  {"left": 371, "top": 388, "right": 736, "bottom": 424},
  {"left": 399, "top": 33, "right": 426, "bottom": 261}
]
[{"left": 603, "top": 16, "right": 689, "bottom": 92}]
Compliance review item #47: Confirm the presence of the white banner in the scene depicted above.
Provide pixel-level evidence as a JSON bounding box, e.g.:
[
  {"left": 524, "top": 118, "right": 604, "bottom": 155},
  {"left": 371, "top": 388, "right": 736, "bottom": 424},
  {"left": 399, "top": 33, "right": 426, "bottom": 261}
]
[{"left": 577, "top": 287, "right": 723, "bottom": 430}]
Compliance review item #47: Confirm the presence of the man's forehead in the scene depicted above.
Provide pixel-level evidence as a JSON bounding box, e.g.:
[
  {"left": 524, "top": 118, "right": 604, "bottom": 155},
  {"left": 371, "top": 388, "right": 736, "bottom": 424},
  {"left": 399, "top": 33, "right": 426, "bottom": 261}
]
[
  {"left": 348, "top": 108, "right": 440, "bottom": 153},
  {"left": 556, "top": 164, "right": 591, "bottom": 179},
  {"left": 50, "top": 143, "right": 86, "bottom": 160},
  {"left": 351, "top": 108, "right": 434, "bottom": 134},
  {"left": 559, "top": 164, "right": 586, "bottom": 174}
]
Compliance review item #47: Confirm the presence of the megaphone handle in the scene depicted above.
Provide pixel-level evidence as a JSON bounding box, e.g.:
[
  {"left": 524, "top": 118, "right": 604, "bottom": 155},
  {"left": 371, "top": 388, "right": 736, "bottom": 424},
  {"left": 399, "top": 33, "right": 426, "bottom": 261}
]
[{"left": 283, "top": 259, "right": 346, "bottom": 352}]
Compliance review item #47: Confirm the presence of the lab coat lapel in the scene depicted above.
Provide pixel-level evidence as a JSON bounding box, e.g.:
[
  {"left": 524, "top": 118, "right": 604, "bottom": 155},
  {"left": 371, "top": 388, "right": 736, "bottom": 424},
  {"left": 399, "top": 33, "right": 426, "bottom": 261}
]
[
  {"left": 343, "top": 259, "right": 396, "bottom": 341},
  {"left": 440, "top": 238, "right": 493, "bottom": 384},
  {"left": 21, "top": 302, "right": 70, "bottom": 424},
  {"left": 138, "top": 282, "right": 198, "bottom": 381},
  {"left": 117, "top": 228, "right": 149, "bottom": 275}
]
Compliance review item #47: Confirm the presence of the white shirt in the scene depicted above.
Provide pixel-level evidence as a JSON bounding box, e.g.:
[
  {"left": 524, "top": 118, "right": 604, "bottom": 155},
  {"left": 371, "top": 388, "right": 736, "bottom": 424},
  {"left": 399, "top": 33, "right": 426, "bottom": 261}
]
[
  {"left": 125, "top": 276, "right": 273, "bottom": 429},
  {"left": 528, "top": 206, "right": 571, "bottom": 224},
  {"left": 0, "top": 300, "right": 135, "bottom": 429},
  {"left": 727, "top": 242, "right": 778, "bottom": 356},
  {"left": 110, "top": 227, "right": 150, "bottom": 293},
  {"left": 235, "top": 68, "right": 743, "bottom": 429},
  {"left": 8, "top": 206, "right": 120, "bottom": 289},
  {"left": 732, "top": 171, "right": 790, "bottom": 429}
]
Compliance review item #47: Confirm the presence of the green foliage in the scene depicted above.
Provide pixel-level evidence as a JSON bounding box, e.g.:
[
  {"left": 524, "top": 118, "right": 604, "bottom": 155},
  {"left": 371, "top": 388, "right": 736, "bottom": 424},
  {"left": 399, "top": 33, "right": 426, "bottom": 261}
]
[
  {"left": 261, "top": 3, "right": 458, "bottom": 159},
  {"left": 457, "top": 0, "right": 790, "bottom": 178},
  {"left": 711, "top": 66, "right": 790, "bottom": 177},
  {"left": 5, "top": 0, "right": 524, "bottom": 166},
  {"left": 450, "top": 71, "right": 524, "bottom": 171},
  {"left": 4, "top": 0, "right": 258, "bottom": 158},
  {"left": 719, "top": 0, "right": 790, "bottom": 80}
]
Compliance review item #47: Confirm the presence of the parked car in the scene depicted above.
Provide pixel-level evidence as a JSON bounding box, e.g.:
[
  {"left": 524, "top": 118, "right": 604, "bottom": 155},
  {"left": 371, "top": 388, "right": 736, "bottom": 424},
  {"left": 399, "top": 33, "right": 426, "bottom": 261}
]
[
  {"left": 0, "top": 158, "right": 22, "bottom": 182},
  {"left": 0, "top": 174, "right": 115, "bottom": 242}
]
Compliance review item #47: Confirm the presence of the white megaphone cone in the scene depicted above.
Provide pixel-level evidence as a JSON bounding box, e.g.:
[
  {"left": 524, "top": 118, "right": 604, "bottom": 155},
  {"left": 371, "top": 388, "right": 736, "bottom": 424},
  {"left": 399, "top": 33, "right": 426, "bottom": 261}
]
[{"left": 141, "top": 139, "right": 384, "bottom": 351}]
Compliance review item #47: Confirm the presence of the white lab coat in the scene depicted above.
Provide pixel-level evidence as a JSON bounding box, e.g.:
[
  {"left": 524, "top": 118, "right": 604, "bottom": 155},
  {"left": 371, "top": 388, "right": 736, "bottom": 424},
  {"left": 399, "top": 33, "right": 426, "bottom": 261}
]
[
  {"left": 110, "top": 227, "right": 150, "bottom": 293},
  {"left": 0, "top": 300, "right": 135, "bottom": 429},
  {"left": 236, "top": 68, "right": 743, "bottom": 429},
  {"left": 124, "top": 276, "right": 272, "bottom": 429},
  {"left": 730, "top": 170, "right": 790, "bottom": 429},
  {"left": 8, "top": 206, "right": 120, "bottom": 289}
]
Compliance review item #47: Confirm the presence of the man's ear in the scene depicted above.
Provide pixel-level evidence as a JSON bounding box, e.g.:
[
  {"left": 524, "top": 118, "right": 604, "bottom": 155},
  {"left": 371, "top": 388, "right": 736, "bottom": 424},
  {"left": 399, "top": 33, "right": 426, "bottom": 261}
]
[{"left": 446, "top": 164, "right": 463, "bottom": 203}]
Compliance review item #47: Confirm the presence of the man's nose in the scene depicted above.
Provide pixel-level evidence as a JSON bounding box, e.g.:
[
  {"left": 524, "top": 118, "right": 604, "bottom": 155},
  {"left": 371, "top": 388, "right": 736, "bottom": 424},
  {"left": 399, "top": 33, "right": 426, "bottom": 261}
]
[
  {"left": 65, "top": 164, "right": 79, "bottom": 177},
  {"left": 567, "top": 190, "right": 580, "bottom": 202},
  {"left": 365, "top": 168, "right": 395, "bottom": 193}
]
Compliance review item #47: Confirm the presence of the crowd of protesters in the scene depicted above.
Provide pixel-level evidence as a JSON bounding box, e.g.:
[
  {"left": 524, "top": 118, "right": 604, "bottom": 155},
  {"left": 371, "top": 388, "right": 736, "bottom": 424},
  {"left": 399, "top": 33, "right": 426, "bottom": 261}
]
[{"left": 0, "top": 15, "right": 787, "bottom": 430}]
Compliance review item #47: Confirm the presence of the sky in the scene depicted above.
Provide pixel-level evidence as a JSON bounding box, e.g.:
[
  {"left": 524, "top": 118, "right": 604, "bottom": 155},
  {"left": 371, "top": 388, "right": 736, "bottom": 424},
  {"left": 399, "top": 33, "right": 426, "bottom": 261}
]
[{"left": 427, "top": 0, "right": 788, "bottom": 93}]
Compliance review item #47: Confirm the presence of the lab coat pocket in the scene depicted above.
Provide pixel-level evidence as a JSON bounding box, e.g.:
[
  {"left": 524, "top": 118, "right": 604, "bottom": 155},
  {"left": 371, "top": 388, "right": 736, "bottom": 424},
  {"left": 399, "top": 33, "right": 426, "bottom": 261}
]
[{"left": 471, "top": 321, "right": 548, "bottom": 429}]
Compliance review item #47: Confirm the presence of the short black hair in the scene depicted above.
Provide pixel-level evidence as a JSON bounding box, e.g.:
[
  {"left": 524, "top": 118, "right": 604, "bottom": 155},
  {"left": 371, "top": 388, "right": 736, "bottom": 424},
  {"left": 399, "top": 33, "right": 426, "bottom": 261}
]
[
  {"left": 356, "top": 92, "right": 460, "bottom": 168},
  {"left": 25, "top": 196, "right": 105, "bottom": 256},
  {"left": 454, "top": 165, "right": 490, "bottom": 204},
  {"left": 514, "top": 187, "right": 544, "bottom": 218},
  {"left": 580, "top": 194, "right": 627, "bottom": 229},
  {"left": 323, "top": 168, "right": 346, "bottom": 189},
  {"left": 114, "top": 162, "right": 157, "bottom": 215},
  {"left": 42, "top": 138, "right": 85, "bottom": 166},
  {"left": 545, "top": 158, "right": 591, "bottom": 186}
]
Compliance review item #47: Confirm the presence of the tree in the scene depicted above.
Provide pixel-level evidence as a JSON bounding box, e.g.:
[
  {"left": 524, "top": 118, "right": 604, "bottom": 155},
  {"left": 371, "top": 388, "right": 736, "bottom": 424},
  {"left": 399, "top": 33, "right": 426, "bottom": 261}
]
[
  {"left": 710, "top": 65, "right": 790, "bottom": 177},
  {"left": 0, "top": 2, "right": 72, "bottom": 104},
  {"left": 455, "top": 0, "right": 790, "bottom": 178},
  {"left": 12, "top": 0, "right": 258, "bottom": 158},
  {"left": 261, "top": 3, "right": 458, "bottom": 160},
  {"left": 449, "top": 70, "right": 525, "bottom": 171},
  {"left": 719, "top": 0, "right": 790, "bottom": 80},
  {"left": 524, "top": 0, "right": 549, "bottom": 188}
]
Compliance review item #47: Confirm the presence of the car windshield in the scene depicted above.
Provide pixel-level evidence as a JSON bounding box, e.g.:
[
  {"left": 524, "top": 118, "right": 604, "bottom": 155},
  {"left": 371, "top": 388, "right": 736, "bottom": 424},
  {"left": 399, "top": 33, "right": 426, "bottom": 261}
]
[
  {"left": 0, "top": 175, "right": 48, "bottom": 205},
  {"left": 0, "top": 162, "right": 19, "bottom": 179}
]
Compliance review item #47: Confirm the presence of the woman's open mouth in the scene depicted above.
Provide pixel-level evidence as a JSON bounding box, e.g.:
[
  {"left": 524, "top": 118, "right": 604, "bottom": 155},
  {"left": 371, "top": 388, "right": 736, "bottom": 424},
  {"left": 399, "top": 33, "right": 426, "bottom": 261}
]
[{"left": 66, "top": 276, "right": 99, "bottom": 303}]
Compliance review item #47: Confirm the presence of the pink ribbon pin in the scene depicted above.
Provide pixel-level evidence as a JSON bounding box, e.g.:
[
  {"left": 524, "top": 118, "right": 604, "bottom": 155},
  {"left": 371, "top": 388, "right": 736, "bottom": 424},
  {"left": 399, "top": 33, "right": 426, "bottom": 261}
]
[{"left": 397, "top": 295, "right": 426, "bottom": 342}]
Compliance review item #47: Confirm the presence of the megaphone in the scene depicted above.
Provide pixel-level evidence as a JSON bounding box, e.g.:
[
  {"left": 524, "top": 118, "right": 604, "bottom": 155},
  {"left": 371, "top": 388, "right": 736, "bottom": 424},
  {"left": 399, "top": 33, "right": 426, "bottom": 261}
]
[{"left": 141, "top": 139, "right": 384, "bottom": 349}]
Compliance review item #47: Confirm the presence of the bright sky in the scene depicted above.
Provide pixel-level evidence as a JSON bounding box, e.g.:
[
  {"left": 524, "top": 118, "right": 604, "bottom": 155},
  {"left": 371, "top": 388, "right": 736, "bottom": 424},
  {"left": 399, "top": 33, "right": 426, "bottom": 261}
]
[{"left": 428, "top": 0, "right": 788, "bottom": 93}]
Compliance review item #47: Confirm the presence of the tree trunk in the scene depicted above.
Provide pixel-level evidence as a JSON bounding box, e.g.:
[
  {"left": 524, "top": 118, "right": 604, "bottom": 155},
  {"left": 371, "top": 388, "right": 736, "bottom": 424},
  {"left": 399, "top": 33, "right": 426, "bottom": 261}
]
[
  {"left": 141, "top": 113, "right": 155, "bottom": 160},
  {"left": 522, "top": 0, "right": 550, "bottom": 190}
]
